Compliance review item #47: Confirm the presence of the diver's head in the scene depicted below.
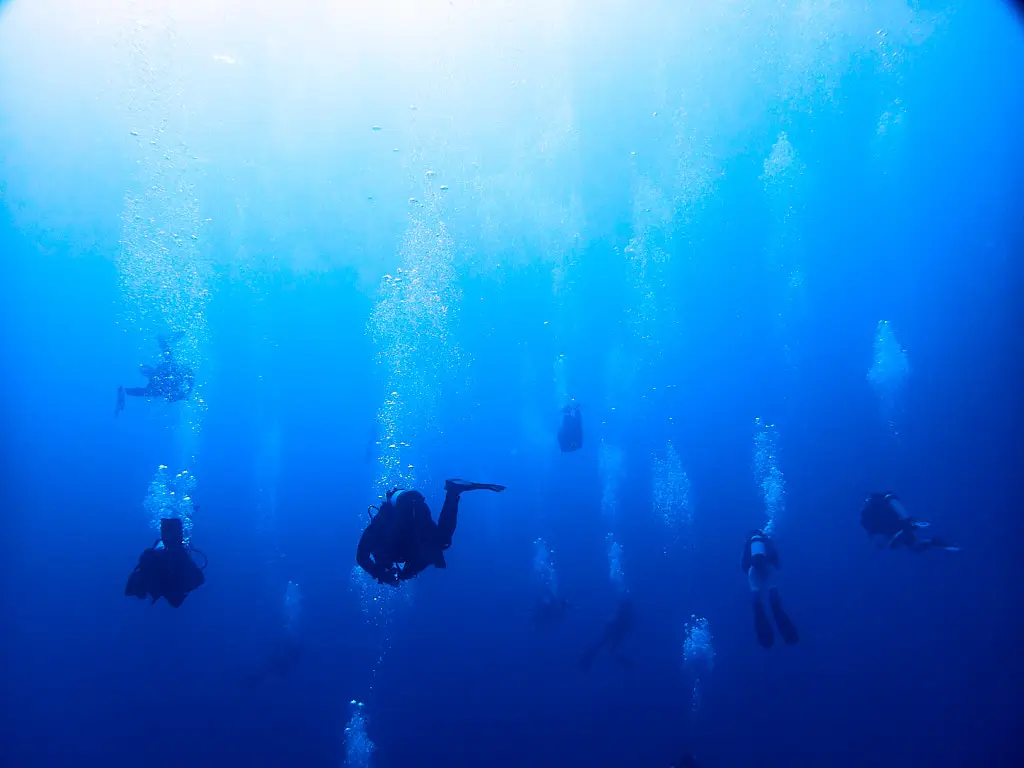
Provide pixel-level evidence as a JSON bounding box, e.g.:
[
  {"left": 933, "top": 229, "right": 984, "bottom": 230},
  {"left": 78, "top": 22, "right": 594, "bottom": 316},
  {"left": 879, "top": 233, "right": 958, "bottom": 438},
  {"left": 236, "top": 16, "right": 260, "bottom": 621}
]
[
  {"left": 390, "top": 489, "right": 427, "bottom": 513},
  {"left": 160, "top": 517, "right": 185, "bottom": 548}
]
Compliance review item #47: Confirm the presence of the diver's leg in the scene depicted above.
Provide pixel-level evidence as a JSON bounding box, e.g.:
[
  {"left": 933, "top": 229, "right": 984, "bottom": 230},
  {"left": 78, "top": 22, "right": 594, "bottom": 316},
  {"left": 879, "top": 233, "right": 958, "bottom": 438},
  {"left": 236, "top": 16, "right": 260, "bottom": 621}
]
[
  {"left": 768, "top": 587, "right": 799, "bottom": 645},
  {"left": 116, "top": 386, "right": 125, "bottom": 415},
  {"left": 437, "top": 490, "right": 461, "bottom": 549},
  {"left": 749, "top": 566, "right": 774, "bottom": 648},
  {"left": 123, "top": 387, "right": 150, "bottom": 397}
]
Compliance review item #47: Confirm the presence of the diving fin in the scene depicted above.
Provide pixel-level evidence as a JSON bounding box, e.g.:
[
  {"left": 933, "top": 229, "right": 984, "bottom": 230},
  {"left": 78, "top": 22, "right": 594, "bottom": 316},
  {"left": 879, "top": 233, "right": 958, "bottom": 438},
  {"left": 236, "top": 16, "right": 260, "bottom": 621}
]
[
  {"left": 769, "top": 588, "right": 799, "bottom": 645},
  {"left": 753, "top": 596, "right": 774, "bottom": 648},
  {"left": 445, "top": 478, "right": 506, "bottom": 494}
]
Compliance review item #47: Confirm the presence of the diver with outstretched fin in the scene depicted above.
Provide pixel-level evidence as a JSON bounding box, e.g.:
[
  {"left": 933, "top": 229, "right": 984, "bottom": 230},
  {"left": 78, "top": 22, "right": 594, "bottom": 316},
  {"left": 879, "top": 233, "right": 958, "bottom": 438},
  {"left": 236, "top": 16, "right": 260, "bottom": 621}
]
[
  {"left": 125, "top": 517, "right": 206, "bottom": 607},
  {"left": 557, "top": 402, "right": 583, "bottom": 453},
  {"left": 356, "top": 478, "right": 505, "bottom": 585},
  {"left": 116, "top": 332, "right": 194, "bottom": 415},
  {"left": 580, "top": 596, "right": 634, "bottom": 670},
  {"left": 742, "top": 530, "right": 798, "bottom": 649},
  {"left": 861, "top": 492, "right": 960, "bottom": 552}
]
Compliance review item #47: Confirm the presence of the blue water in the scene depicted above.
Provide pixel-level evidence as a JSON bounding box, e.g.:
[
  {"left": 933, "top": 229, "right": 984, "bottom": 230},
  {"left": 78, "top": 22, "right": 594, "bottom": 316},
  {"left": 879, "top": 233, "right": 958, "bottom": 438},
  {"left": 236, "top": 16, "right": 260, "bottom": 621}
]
[{"left": 2, "top": 1, "right": 1023, "bottom": 766}]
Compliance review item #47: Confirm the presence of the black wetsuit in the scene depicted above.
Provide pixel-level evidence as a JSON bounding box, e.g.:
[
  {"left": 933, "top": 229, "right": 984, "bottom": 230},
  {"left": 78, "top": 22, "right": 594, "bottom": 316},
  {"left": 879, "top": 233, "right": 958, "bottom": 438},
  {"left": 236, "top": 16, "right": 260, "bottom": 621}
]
[
  {"left": 357, "top": 489, "right": 456, "bottom": 583},
  {"left": 743, "top": 531, "right": 798, "bottom": 648},
  {"left": 861, "top": 492, "right": 957, "bottom": 552},
  {"left": 125, "top": 527, "right": 205, "bottom": 607},
  {"left": 118, "top": 334, "right": 194, "bottom": 412},
  {"left": 558, "top": 404, "right": 583, "bottom": 453},
  {"left": 580, "top": 597, "right": 634, "bottom": 670},
  {"left": 356, "top": 480, "right": 505, "bottom": 585},
  {"left": 124, "top": 361, "right": 194, "bottom": 401}
]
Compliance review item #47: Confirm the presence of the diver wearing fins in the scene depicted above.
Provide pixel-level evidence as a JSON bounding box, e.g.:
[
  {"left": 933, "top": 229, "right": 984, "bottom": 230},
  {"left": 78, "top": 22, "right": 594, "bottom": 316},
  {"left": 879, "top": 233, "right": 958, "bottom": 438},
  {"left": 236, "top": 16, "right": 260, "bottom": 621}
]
[
  {"left": 356, "top": 478, "right": 505, "bottom": 585},
  {"left": 125, "top": 517, "right": 206, "bottom": 607},
  {"left": 116, "top": 332, "right": 195, "bottom": 415},
  {"left": 557, "top": 402, "right": 582, "bottom": 453},
  {"left": 743, "top": 530, "right": 799, "bottom": 649},
  {"left": 861, "top": 492, "right": 960, "bottom": 552}
]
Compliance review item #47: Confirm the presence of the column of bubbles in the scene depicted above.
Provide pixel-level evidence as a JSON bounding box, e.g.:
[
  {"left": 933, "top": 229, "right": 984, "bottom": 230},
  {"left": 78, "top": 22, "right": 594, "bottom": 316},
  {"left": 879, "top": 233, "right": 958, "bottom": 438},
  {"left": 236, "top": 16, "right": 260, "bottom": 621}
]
[
  {"left": 348, "top": 205, "right": 462, "bottom": 742},
  {"left": 760, "top": 131, "right": 807, "bottom": 349},
  {"left": 652, "top": 440, "right": 694, "bottom": 552},
  {"left": 753, "top": 419, "right": 786, "bottom": 536},
  {"left": 622, "top": 177, "right": 675, "bottom": 383},
  {"left": 367, "top": 209, "right": 460, "bottom": 497},
  {"left": 354, "top": 211, "right": 460, "bottom": 617},
  {"left": 867, "top": 320, "right": 910, "bottom": 436},
  {"left": 872, "top": 26, "right": 909, "bottom": 166},
  {"left": 143, "top": 465, "right": 197, "bottom": 545},
  {"left": 682, "top": 615, "right": 716, "bottom": 714},
  {"left": 116, "top": 3, "right": 210, "bottom": 441},
  {"left": 600, "top": 441, "right": 628, "bottom": 596},
  {"left": 343, "top": 700, "right": 375, "bottom": 768}
]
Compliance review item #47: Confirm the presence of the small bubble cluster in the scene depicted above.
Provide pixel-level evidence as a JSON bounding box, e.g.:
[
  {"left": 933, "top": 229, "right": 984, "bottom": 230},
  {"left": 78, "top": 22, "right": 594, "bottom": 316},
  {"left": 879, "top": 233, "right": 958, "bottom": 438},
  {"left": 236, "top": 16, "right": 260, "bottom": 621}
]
[
  {"left": 143, "top": 464, "right": 197, "bottom": 544},
  {"left": 683, "top": 615, "right": 715, "bottom": 714},
  {"left": 343, "top": 700, "right": 375, "bottom": 768},
  {"left": 606, "top": 535, "right": 626, "bottom": 596},
  {"left": 349, "top": 565, "right": 414, "bottom": 628},
  {"left": 760, "top": 131, "right": 798, "bottom": 188},
  {"left": 533, "top": 538, "right": 559, "bottom": 599},
  {"left": 683, "top": 615, "right": 715, "bottom": 671}
]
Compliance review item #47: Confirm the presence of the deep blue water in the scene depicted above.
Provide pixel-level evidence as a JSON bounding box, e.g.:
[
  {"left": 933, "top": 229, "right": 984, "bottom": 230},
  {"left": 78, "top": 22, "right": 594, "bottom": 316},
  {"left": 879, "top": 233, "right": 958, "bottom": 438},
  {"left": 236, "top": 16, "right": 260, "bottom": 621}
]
[{"left": 2, "top": 1, "right": 1023, "bottom": 766}]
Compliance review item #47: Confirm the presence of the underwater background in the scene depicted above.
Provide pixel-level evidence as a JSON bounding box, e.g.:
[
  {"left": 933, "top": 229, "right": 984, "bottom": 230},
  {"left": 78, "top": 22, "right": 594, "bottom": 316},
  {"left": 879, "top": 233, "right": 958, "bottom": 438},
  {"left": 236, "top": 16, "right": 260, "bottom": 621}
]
[{"left": 1, "top": 0, "right": 1022, "bottom": 766}]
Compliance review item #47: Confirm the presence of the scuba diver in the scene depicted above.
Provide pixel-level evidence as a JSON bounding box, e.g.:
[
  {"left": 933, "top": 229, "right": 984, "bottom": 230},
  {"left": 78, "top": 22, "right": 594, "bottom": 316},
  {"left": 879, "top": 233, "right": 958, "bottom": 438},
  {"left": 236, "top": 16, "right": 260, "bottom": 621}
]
[
  {"left": 557, "top": 402, "right": 582, "bottom": 453},
  {"left": 125, "top": 517, "right": 206, "bottom": 607},
  {"left": 116, "top": 332, "right": 194, "bottom": 415},
  {"left": 356, "top": 478, "right": 505, "bottom": 585},
  {"left": 742, "top": 529, "right": 799, "bottom": 649},
  {"left": 861, "top": 492, "right": 960, "bottom": 552},
  {"left": 580, "top": 596, "right": 634, "bottom": 670}
]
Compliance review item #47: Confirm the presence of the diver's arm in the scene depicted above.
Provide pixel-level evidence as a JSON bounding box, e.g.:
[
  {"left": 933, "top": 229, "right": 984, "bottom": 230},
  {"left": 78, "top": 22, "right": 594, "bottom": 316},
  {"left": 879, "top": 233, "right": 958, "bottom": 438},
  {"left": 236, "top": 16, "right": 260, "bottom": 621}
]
[{"left": 355, "top": 526, "right": 379, "bottom": 577}]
